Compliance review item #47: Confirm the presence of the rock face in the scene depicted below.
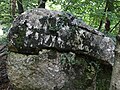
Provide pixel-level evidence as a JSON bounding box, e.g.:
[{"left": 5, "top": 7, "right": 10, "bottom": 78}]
[
  {"left": 8, "top": 50, "right": 66, "bottom": 90},
  {"left": 7, "top": 50, "right": 112, "bottom": 90},
  {"left": 7, "top": 8, "right": 115, "bottom": 90},
  {"left": 8, "top": 8, "right": 115, "bottom": 66},
  {"left": 0, "top": 45, "right": 12, "bottom": 90},
  {"left": 109, "top": 29, "right": 120, "bottom": 90}
]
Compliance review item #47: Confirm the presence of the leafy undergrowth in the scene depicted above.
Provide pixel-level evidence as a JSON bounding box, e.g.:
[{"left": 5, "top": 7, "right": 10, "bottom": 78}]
[{"left": 0, "top": 34, "right": 7, "bottom": 45}]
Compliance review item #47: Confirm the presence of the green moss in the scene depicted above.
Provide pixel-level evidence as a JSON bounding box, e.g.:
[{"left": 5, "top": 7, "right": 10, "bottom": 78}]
[
  {"left": 0, "top": 34, "right": 7, "bottom": 45},
  {"left": 15, "top": 26, "right": 26, "bottom": 46},
  {"left": 60, "top": 53, "right": 112, "bottom": 90}
]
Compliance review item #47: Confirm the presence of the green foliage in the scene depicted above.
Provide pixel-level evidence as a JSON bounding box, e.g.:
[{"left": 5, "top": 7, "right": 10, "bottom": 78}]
[
  {"left": 0, "top": 0, "right": 38, "bottom": 33},
  {"left": 48, "top": 0, "right": 120, "bottom": 34},
  {"left": 60, "top": 52, "right": 76, "bottom": 65},
  {"left": 0, "top": 0, "right": 12, "bottom": 33},
  {"left": 22, "top": 0, "right": 38, "bottom": 10},
  {"left": 60, "top": 53, "right": 112, "bottom": 90},
  {"left": 0, "top": 34, "right": 7, "bottom": 45},
  {"left": 0, "top": 0, "right": 119, "bottom": 35}
]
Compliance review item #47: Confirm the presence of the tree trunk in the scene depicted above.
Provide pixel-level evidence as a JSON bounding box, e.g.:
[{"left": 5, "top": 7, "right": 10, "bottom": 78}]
[
  {"left": 109, "top": 24, "right": 120, "bottom": 90},
  {"left": 17, "top": 0, "right": 24, "bottom": 14},
  {"left": 11, "top": 0, "right": 16, "bottom": 18},
  {"left": 38, "top": 0, "right": 47, "bottom": 8}
]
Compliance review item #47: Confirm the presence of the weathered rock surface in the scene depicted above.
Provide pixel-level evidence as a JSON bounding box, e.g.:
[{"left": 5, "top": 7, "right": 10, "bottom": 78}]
[
  {"left": 7, "top": 50, "right": 112, "bottom": 90},
  {"left": 0, "top": 45, "right": 12, "bottom": 90},
  {"left": 8, "top": 8, "right": 115, "bottom": 65},
  {"left": 8, "top": 50, "right": 66, "bottom": 90},
  {"left": 109, "top": 29, "right": 120, "bottom": 90}
]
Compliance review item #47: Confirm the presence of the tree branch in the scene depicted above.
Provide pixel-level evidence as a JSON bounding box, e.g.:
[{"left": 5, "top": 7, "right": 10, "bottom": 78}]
[
  {"left": 110, "top": 21, "right": 120, "bottom": 33},
  {"left": 97, "top": 1, "right": 108, "bottom": 31},
  {"left": 11, "top": 0, "right": 16, "bottom": 18},
  {"left": 17, "top": 0, "right": 24, "bottom": 14},
  {"left": 38, "top": 0, "right": 47, "bottom": 8}
]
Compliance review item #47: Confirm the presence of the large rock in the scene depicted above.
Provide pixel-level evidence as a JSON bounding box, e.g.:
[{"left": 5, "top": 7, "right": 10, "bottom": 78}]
[
  {"left": 7, "top": 50, "right": 112, "bottom": 90},
  {"left": 7, "top": 8, "right": 114, "bottom": 90},
  {"left": 8, "top": 8, "right": 115, "bottom": 66},
  {"left": 7, "top": 50, "right": 66, "bottom": 90}
]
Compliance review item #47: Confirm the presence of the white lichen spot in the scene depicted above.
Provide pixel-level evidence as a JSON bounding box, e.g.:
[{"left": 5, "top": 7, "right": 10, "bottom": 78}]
[
  {"left": 62, "top": 26, "right": 69, "bottom": 31},
  {"left": 30, "top": 44, "right": 33, "bottom": 47},
  {"left": 26, "top": 23, "right": 32, "bottom": 29},
  {"left": 79, "top": 29, "right": 84, "bottom": 34},
  {"left": 52, "top": 36, "right": 56, "bottom": 42},
  {"left": 49, "top": 36, "right": 56, "bottom": 47},
  {"left": 90, "top": 43, "right": 94, "bottom": 46},
  {"left": 99, "top": 42, "right": 105, "bottom": 49},
  {"left": 24, "top": 43, "right": 27, "bottom": 47},
  {"left": 106, "top": 49, "right": 111, "bottom": 52},
  {"left": 75, "top": 30, "right": 85, "bottom": 39},
  {"left": 44, "top": 35, "right": 50, "bottom": 43},
  {"left": 40, "top": 38, "right": 43, "bottom": 44},
  {"left": 61, "top": 27, "right": 66, "bottom": 31},
  {"left": 49, "top": 42, "right": 52, "bottom": 47},
  {"left": 54, "top": 65, "right": 59, "bottom": 72},
  {"left": 56, "top": 17, "right": 59, "bottom": 20},
  {"left": 13, "top": 34, "right": 18, "bottom": 38},
  {"left": 58, "top": 37, "right": 62, "bottom": 44},
  {"left": 10, "top": 39, "right": 14, "bottom": 44},
  {"left": 35, "top": 32, "right": 39, "bottom": 40},
  {"left": 22, "top": 12, "right": 26, "bottom": 15},
  {"left": 20, "top": 20, "right": 25, "bottom": 24},
  {"left": 39, "top": 16, "right": 43, "bottom": 19},
  {"left": 43, "top": 23, "right": 47, "bottom": 30},
  {"left": 38, "top": 42, "right": 41, "bottom": 45},
  {"left": 84, "top": 46, "right": 89, "bottom": 51},
  {"left": 48, "top": 67, "right": 53, "bottom": 71},
  {"left": 66, "top": 41, "right": 70, "bottom": 46},
  {"left": 94, "top": 29, "right": 104, "bottom": 36},
  {"left": 71, "top": 19, "right": 78, "bottom": 25},
  {"left": 34, "top": 19, "right": 41, "bottom": 29},
  {"left": 24, "top": 39, "right": 28, "bottom": 44},
  {"left": 103, "top": 37, "right": 110, "bottom": 43},
  {"left": 41, "top": 34, "right": 43, "bottom": 36},
  {"left": 26, "top": 30, "right": 33, "bottom": 37},
  {"left": 57, "top": 37, "right": 64, "bottom": 48},
  {"left": 78, "top": 43, "right": 84, "bottom": 50}
]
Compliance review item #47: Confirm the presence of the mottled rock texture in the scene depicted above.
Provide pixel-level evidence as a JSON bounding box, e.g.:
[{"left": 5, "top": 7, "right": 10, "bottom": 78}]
[
  {"left": 8, "top": 50, "right": 112, "bottom": 90},
  {"left": 109, "top": 31, "right": 120, "bottom": 90},
  {"left": 8, "top": 50, "right": 66, "bottom": 90},
  {"left": 8, "top": 8, "right": 115, "bottom": 66},
  {"left": 0, "top": 45, "right": 12, "bottom": 90}
]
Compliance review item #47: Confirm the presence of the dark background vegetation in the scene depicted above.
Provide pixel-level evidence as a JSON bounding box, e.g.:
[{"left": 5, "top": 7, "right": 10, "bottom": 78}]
[{"left": 0, "top": 0, "right": 120, "bottom": 35}]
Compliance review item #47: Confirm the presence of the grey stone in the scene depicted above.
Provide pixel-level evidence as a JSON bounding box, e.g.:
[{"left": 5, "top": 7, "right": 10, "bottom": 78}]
[
  {"left": 7, "top": 50, "right": 67, "bottom": 90},
  {"left": 7, "top": 50, "right": 112, "bottom": 90},
  {"left": 8, "top": 8, "right": 115, "bottom": 66}
]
